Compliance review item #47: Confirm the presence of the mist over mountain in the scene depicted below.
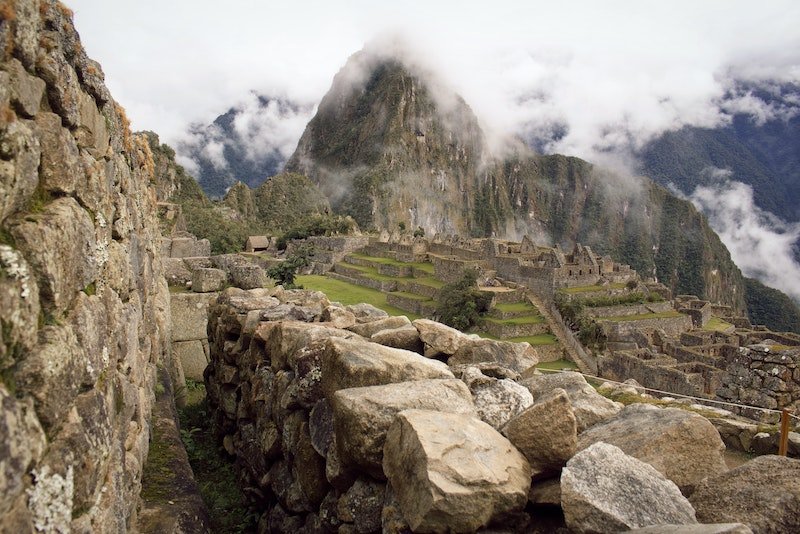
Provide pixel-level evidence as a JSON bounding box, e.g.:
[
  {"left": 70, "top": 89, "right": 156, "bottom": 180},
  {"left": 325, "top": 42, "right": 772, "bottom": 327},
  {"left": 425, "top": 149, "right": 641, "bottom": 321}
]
[
  {"left": 638, "top": 82, "right": 800, "bottom": 301},
  {"left": 284, "top": 47, "right": 747, "bottom": 311},
  {"left": 178, "top": 94, "right": 314, "bottom": 198}
]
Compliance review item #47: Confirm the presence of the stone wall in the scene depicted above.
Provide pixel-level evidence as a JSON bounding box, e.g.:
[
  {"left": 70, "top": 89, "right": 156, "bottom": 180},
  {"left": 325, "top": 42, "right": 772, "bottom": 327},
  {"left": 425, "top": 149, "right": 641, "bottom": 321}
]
[
  {"left": 601, "top": 314, "right": 694, "bottom": 339},
  {"left": 717, "top": 346, "right": 800, "bottom": 419},
  {"left": 0, "top": 2, "right": 170, "bottom": 530}
]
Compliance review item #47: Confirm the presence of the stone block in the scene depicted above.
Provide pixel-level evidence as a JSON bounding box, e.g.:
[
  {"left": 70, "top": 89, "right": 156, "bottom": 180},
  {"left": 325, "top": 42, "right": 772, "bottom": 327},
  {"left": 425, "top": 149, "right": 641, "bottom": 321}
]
[
  {"left": 170, "top": 237, "right": 210, "bottom": 258},
  {"left": 192, "top": 268, "right": 226, "bottom": 293},
  {"left": 170, "top": 292, "right": 214, "bottom": 342},
  {"left": 0, "top": 119, "right": 40, "bottom": 223},
  {"left": 4, "top": 58, "right": 46, "bottom": 117},
  {"left": 74, "top": 91, "right": 109, "bottom": 157},
  {"left": 174, "top": 340, "right": 208, "bottom": 381}
]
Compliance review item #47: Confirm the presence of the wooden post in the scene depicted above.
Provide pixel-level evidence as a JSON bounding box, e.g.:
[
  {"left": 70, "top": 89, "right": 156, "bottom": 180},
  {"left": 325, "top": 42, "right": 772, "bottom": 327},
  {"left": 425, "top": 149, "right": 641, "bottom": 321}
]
[{"left": 778, "top": 409, "right": 791, "bottom": 457}]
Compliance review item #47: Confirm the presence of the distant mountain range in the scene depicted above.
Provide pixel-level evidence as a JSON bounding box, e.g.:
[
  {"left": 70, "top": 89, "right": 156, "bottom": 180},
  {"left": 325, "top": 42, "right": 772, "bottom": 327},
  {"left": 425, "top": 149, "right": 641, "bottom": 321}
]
[{"left": 178, "top": 95, "right": 313, "bottom": 198}]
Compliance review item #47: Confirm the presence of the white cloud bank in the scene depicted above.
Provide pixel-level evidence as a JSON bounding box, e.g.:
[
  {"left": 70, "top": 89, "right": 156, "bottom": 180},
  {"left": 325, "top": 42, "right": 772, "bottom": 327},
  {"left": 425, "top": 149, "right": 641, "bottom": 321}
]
[{"left": 689, "top": 178, "right": 800, "bottom": 301}]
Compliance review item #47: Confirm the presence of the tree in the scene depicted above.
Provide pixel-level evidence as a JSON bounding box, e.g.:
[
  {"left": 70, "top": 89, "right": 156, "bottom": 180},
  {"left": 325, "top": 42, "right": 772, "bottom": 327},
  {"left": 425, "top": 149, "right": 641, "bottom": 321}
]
[
  {"left": 267, "top": 244, "right": 314, "bottom": 289},
  {"left": 435, "top": 268, "right": 491, "bottom": 331}
]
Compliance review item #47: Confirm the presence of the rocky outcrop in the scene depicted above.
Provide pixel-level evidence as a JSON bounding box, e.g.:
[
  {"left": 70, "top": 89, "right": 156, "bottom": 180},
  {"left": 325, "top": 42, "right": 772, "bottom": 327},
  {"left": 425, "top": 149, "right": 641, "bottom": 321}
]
[
  {"left": 204, "top": 288, "right": 539, "bottom": 531},
  {"left": 561, "top": 442, "right": 698, "bottom": 533},
  {"left": 0, "top": 2, "right": 170, "bottom": 531},
  {"left": 689, "top": 455, "right": 800, "bottom": 532},
  {"left": 383, "top": 409, "right": 531, "bottom": 532},
  {"left": 522, "top": 371, "right": 622, "bottom": 432},
  {"left": 577, "top": 403, "right": 728, "bottom": 494}
]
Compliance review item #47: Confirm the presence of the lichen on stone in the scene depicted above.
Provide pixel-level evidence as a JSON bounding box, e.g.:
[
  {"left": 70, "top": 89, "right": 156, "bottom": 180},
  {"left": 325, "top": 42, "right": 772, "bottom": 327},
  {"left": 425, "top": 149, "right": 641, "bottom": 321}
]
[
  {"left": 26, "top": 465, "right": 75, "bottom": 533},
  {"left": 0, "top": 244, "right": 31, "bottom": 298}
]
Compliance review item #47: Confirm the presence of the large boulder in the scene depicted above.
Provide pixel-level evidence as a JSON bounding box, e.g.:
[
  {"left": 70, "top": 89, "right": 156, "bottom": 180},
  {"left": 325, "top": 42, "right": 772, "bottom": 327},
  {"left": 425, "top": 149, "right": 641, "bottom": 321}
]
[
  {"left": 521, "top": 372, "right": 621, "bottom": 432},
  {"left": 689, "top": 455, "right": 800, "bottom": 532},
  {"left": 501, "top": 388, "right": 577, "bottom": 478},
  {"left": 449, "top": 338, "right": 539, "bottom": 374},
  {"left": 413, "top": 319, "right": 475, "bottom": 357},
  {"left": 461, "top": 367, "right": 533, "bottom": 429},
  {"left": 320, "top": 337, "right": 454, "bottom": 397},
  {"left": 628, "top": 525, "right": 753, "bottom": 533},
  {"left": 577, "top": 403, "right": 727, "bottom": 494},
  {"left": 346, "top": 303, "right": 389, "bottom": 322},
  {"left": 371, "top": 325, "right": 424, "bottom": 354},
  {"left": 561, "top": 442, "right": 697, "bottom": 533},
  {"left": 170, "top": 292, "right": 214, "bottom": 342},
  {"left": 332, "top": 379, "right": 476, "bottom": 478},
  {"left": 320, "top": 305, "right": 357, "bottom": 329},
  {"left": 348, "top": 315, "right": 411, "bottom": 338},
  {"left": 383, "top": 409, "right": 531, "bottom": 532},
  {"left": 255, "top": 321, "right": 356, "bottom": 372}
]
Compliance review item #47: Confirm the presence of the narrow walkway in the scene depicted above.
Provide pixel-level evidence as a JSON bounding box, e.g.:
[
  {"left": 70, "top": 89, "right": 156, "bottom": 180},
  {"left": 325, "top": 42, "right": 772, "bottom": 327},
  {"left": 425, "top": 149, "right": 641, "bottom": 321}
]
[{"left": 527, "top": 292, "right": 598, "bottom": 374}]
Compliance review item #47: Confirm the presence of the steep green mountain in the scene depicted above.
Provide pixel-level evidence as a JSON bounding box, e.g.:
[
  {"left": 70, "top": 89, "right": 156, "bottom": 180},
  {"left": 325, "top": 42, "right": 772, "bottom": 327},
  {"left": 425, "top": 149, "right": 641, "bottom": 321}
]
[
  {"left": 146, "top": 133, "right": 333, "bottom": 253},
  {"left": 640, "top": 83, "right": 800, "bottom": 223},
  {"left": 286, "top": 50, "right": 747, "bottom": 311},
  {"left": 744, "top": 278, "right": 800, "bottom": 333},
  {"left": 179, "top": 96, "right": 312, "bottom": 198}
]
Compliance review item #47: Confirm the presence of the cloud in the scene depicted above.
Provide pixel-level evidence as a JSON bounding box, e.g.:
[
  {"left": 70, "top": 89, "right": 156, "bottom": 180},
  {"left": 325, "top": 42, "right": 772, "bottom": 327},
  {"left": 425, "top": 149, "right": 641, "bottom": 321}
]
[{"left": 689, "top": 178, "right": 800, "bottom": 301}]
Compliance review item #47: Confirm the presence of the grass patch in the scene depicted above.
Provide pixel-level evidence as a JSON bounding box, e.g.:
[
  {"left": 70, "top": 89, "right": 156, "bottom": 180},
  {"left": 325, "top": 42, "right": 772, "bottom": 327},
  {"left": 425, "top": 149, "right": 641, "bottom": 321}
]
[
  {"left": 485, "top": 315, "right": 545, "bottom": 326},
  {"left": 600, "top": 311, "right": 683, "bottom": 322},
  {"left": 178, "top": 385, "right": 258, "bottom": 533},
  {"left": 494, "top": 301, "right": 538, "bottom": 313},
  {"left": 704, "top": 316, "right": 734, "bottom": 332},
  {"left": 536, "top": 359, "right": 578, "bottom": 371},
  {"left": 410, "top": 277, "right": 444, "bottom": 288},
  {"left": 337, "top": 262, "right": 405, "bottom": 282},
  {"left": 349, "top": 253, "right": 434, "bottom": 273},
  {"left": 390, "top": 291, "right": 433, "bottom": 302},
  {"left": 559, "top": 283, "right": 627, "bottom": 294},
  {"left": 298, "top": 275, "right": 421, "bottom": 320},
  {"left": 168, "top": 285, "right": 190, "bottom": 293},
  {"left": 507, "top": 333, "right": 559, "bottom": 345}
]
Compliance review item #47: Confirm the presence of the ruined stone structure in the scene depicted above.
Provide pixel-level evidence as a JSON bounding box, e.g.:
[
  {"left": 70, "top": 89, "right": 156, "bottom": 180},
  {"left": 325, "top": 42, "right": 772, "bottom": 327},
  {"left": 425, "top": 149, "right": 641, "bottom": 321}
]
[{"left": 0, "top": 3, "right": 171, "bottom": 530}]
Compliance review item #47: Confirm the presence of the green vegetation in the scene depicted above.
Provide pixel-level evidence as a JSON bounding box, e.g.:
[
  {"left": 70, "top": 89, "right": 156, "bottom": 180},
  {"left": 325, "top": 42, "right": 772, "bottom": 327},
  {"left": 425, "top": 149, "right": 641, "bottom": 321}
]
[
  {"left": 434, "top": 269, "right": 492, "bottom": 331},
  {"left": 82, "top": 282, "right": 96, "bottom": 296},
  {"left": 600, "top": 311, "right": 683, "bottom": 322},
  {"left": 744, "top": 277, "right": 800, "bottom": 334},
  {"left": 554, "top": 293, "right": 606, "bottom": 350},
  {"left": 704, "top": 316, "right": 735, "bottom": 332},
  {"left": 493, "top": 302, "right": 539, "bottom": 313},
  {"left": 275, "top": 214, "right": 356, "bottom": 251},
  {"left": 266, "top": 243, "right": 313, "bottom": 289},
  {"left": 559, "top": 283, "right": 627, "bottom": 294},
  {"left": 507, "top": 333, "right": 559, "bottom": 345},
  {"left": 390, "top": 291, "right": 432, "bottom": 301},
  {"left": 560, "top": 291, "right": 664, "bottom": 308},
  {"left": 485, "top": 315, "right": 545, "bottom": 326},
  {"left": 349, "top": 253, "right": 435, "bottom": 274},
  {"left": 297, "top": 275, "right": 420, "bottom": 319},
  {"left": 178, "top": 384, "right": 258, "bottom": 533}
]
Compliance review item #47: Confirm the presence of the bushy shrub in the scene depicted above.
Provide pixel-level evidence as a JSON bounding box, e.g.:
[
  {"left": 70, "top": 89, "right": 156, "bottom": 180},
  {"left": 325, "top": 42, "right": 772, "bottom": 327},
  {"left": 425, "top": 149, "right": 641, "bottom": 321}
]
[
  {"left": 435, "top": 269, "right": 491, "bottom": 331},
  {"left": 267, "top": 244, "right": 314, "bottom": 289},
  {"left": 276, "top": 214, "right": 355, "bottom": 251}
]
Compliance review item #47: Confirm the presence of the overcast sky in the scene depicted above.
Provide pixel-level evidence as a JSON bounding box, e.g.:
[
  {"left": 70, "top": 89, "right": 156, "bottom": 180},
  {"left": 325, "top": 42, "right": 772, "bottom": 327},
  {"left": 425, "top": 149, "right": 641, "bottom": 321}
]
[{"left": 67, "top": 0, "right": 800, "bottom": 298}]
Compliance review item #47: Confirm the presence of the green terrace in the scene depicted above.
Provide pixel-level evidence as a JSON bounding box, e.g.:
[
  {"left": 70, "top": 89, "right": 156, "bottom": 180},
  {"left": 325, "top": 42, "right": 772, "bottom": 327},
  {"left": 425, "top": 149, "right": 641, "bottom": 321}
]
[
  {"left": 297, "top": 275, "right": 422, "bottom": 320},
  {"left": 703, "top": 316, "right": 734, "bottom": 332},
  {"left": 479, "top": 332, "right": 559, "bottom": 346},
  {"left": 599, "top": 311, "right": 684, "bottom": 322},
  {"left": 559, "top": 282, "right": 627, "bottom": 294},
  {"left": 485, "top": 315, "right": 545, "bottom": 326},
  {"left": 348, "top": 253, "right": 435, "bottom": 274},
  {"left": 493, "top": 302, "right": 539, "bottom": 314}
]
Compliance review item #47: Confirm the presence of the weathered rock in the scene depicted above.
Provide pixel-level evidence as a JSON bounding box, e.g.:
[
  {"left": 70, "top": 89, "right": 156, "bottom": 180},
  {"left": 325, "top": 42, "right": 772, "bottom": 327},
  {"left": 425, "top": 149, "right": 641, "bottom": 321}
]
[
  {"left": 170, "top": 292, "right": 214, "bottom": 342},
  {"left": 383, "top": 409, "right": 531, "bottom": 532},
  {"left": 689, "top": 455, "right": 800, "bottom": 532},
  {"left": 4, "top": 58, "right": 46, "bottom": 117},
  {"left": 229, "top": 262, "right": 267, "bottom": 289},
  {"left": 502, "top": 388, "right": 577, "bottom": 477},
  {"left": 371, "top": 325, "right": 424, "bottom": 353},
  {"left": 11, "top": 197, "right": 96, "bottom": 314},
  {"left": 337, "top": 478, "right": 384, "bottom": 533},
  {"left": 577, "top": 403, "right": 727, "bottom": 493},
  {"left": 255, "top": 321, "right": 356, "bottom": 372},
  {"left": 163, "top": 258, "right": 192, "bottom": 287},
  {"left": 413, "top": 318, "right": 476, "bottom": 357},
  {"left": 320, "top": 337, "right": 454, "bottom": 397},
  {"left": 32, "top": 111, "right": 83, "bottom": 196},
  {"left": 321, "top": 305, "right": 357, "bottom": 329},
  {"left": 348, "top": 315, "right": 411, "bottom": 338},
  {"left": 0, "top": 120, "right": 40, "bottom": 224},
  {"left": 191, "top": 268, "right": 226, "bottom": 293},
  {"left": 627, "top": 524, "right": 753, "bottom": 533},
  {"left": 462, "top": 366, "right": 533, "bottom": 429},
  {"left": 332, "top": 379, "right": 476, "bottom": 477},
  {"left": 521, "top": 371, "right": 621, "bottom": 432},
  {"left": 294, "top": 421, "right": 328, "bottom": 508},
  {"left": 0, "top": 385, "right": 46, "bottom": 517},
  {"left": 561, "top": 442, "right": 697, "bottom": 533},
  {"left": 0, "top": 244, "right": 40, "bottom": 368},
  {"left": 528, "top": 478, "right": 562, "bottom": 507},
  {"left": 74, "top": 91, "right": 109, "bottom": 157},
  {"left": 347, "top": 302, "right": 389, "bottom": 322},
  {"left": 450, "top": 338, "right": 539, "bottom": 374},
  {"left": 174, "top": 339, "right": 208, "bottom": 381},
  {"left": 170, "top": 236, "right": 211, "bottom": 258}
]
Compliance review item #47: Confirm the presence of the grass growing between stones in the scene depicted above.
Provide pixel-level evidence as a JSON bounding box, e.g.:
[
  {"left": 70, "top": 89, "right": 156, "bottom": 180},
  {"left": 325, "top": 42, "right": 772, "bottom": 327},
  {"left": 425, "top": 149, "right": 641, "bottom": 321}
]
[
  {"left": 297, "top": 275, "right": 421, "bottom": 320},
  {"left": 704, "top": 316, "right": 735, "bottom": 332},
  {"left": 177, "top": 382, "right": 258, "bottom": 533}
]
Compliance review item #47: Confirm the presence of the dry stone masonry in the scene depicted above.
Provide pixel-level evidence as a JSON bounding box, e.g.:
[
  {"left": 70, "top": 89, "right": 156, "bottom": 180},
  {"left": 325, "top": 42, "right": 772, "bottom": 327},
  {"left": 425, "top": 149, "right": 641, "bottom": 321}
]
[
  {"left": 203, "top": 286, "right": 783, "bottom": 532},
  {"left": 1, "top": 2, "right": 171, "bottom": 531}
]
